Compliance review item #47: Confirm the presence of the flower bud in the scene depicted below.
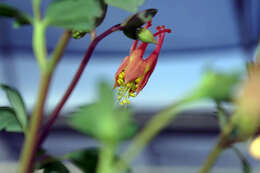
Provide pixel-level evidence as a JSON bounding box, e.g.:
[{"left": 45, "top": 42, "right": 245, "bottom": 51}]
[
  {"left": 137, "top": 28, "right": 157, "bottom": 44},
  {"left": 231, "top": 70, "right": 260, "bottom": 141}
]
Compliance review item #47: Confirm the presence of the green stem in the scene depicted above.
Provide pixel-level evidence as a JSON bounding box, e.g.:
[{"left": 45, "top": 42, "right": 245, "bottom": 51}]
[
  {"left": 47, "top": 30, "right": 72, "bottom": 73},
  {"left": 19, "top": 71, "right": 52, "bottom": 173},
  {"left": 198, "top": 118, "right": 235, "bottom": 173},
  {"left": 97, "top": 142, "right": 116, "bottom": 173},
  {"left": 198, "top": 140, "right": 223, "bottom": 173},
  {"left": 33, "top": 21, "right": 47, "bottom": 71},
  {"left": 19, "top": 31, "right": 71, "bottom": 173},
  {"left": 32, "top": 0, "right": 41, "bottom": 20},
  {"left": 115, "top": 100, "right": 186, "bottom": 173}
]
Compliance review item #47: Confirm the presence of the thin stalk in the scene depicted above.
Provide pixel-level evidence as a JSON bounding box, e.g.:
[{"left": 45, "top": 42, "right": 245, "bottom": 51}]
[
  {"left": 198, "top": 118, "right": 235, "bottom": 173},
  {"left": 115, "top": 100, "right": 186, "bottom": 173},
  {"left": 38, "top": 24, "right": 123, "bottom": 146},
  {"left": 97, "top": 142, "right": 116, "bottom": 173},
  {"left": 19, "top": 72, "right": 52, "bottom": 173},
  {"left": 19, "top": 31, "right": 72, "bottom": 173},
  {"left": 33, "top": 21, "right": 47, "bottom": 71},
  {"left": 198, "top": 139, "right": 223, "bottom": 173},
  {"left": 47, "top": 30, "right": 72, "bottom": 73},
  {"left": 32, "top": 0, "right": 41, "bottom": 20}
]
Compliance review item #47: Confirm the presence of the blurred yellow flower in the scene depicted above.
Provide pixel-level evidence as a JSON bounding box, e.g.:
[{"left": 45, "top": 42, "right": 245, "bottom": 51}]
[{"left": 249, "top": 135, "right": 260, "bottom": 159}]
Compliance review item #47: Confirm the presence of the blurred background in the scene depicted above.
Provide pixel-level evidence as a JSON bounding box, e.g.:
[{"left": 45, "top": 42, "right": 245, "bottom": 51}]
[{"left": 0, "top": 0, "right": 260, "bottom": 172}]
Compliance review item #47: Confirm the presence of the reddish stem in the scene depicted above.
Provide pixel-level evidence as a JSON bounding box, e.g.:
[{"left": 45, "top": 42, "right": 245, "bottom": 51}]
[{"left": 38, "top": 24, "right": 123, "bottom": 147}]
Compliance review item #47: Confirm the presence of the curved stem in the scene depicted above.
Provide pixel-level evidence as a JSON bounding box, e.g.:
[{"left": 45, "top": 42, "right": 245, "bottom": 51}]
[
  {"left": 115, "top": 100, "right": 186, "bottom": 173},
  {"left": 19, "top": 31, "right": 71, "bottom": 173},
  {"left": 38, "top": 24, "right": 123, "bottom": 147},
  {"left": 19, "top": 72, "right": 52, "bottom": 173},
  {"left": 198, "top": 140, "right": 223, "bottom": 173}
]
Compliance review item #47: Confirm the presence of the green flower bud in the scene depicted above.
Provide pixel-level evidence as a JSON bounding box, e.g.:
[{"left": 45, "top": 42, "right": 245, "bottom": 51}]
[
  {"left": 231, "top": 71, "right": 260, "bottom": 141},
  {"left": 137, "top": 28, "right": 157, "bottom": 44},
  {"left": 72, "top": 30, "right": 87, "bottom": 39}
]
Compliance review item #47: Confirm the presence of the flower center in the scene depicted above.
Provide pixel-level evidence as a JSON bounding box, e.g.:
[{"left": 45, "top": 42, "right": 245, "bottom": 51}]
[{"left": 116, "top": 71, "right": 142, "bottom": 105}]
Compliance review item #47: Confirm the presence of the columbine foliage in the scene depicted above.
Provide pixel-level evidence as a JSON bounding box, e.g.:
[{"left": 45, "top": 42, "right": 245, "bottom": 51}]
[
  {"left": 0, "top": 3, "right": 31, "bottom": 27},
  {"left": 45, "top": 0, "right": 105, "bottom": 31},
  {"left": 69, "top": 81, "right": 136, "bottom": 142},
  {"left": 0, "top": 107, "right": 23, "bottom": 132},
  {"left": 104, "top": 0, "right": 145, "bottom": 13},
  {"left": 65, "top": 148, "right": 99, "bottom": 173},
  {"left": 190, "top": 70, "right": 242, "bottom": 102},
  {"left": 0, "top": 84, "right": 28, "bottom": 132}
]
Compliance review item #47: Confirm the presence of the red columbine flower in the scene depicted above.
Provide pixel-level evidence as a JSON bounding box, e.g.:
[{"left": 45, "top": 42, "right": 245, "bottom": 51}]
[{"left": 114, "top": 21, "right": 171, "bottom": 105}]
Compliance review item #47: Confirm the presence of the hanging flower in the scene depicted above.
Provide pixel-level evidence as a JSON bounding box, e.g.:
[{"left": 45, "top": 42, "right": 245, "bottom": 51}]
[{"left": 114, "top": 21, "right": 171, "bottom": 105}]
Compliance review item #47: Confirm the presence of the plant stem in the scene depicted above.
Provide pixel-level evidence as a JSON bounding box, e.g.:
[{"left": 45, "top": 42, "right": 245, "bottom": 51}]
[
  {"left": 47, "top": 30, "right": 72, "bottom": 73},
  {"left": 19, "top": 72, "right": 52, "bottom": 173},
  {"left": 198, "top": 140, "right": 223, "bottom": 173},
  {"left": 198, "top": 118, "right": 235, "bottom": 173},
  {"left": 33, "top": 21, "right": 47, "bottom": 71},
  {"left": 32, "top": 0, "right": 41, "bottom": 20},
  {"left": 19, "top": 31, "right": 71, "bottom": 173},
  {"left": 97, "top": 142, "right": 116, "bottom": 173},
  {"left": 115, "top": 100, "right": 186, "bottom": 173},
  {"left": 38, "top": 24, "right": 123, "bottom": 146}
]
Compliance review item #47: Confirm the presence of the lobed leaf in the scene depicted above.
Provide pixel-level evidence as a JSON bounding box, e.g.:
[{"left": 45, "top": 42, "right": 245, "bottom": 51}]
[
  {"left": 65, "top": 148, "right": 99, "bottom": 173},
  {"left": 0, "top": 107, "right": 23, "bottom": 132},
  {"left": 0, "top": 84, "right": 28, "bottom": 132},
  {"left": 104, "top": 0, "right": 145, "bottom": 13},
  {"left": 189, "top": 70, "right": 242, "bottom": 103},
  {"left": 69, "top": 81, "right": 137, "bottom": 142},
  {"left": 45, "top": 0, "right": 105, "bottom": 31},
  {"left": 0, "top": 3, "right": 31, "bottom": 27}
]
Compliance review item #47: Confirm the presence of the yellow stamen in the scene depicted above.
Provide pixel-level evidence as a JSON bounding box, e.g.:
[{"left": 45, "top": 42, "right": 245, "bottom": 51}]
[
  {"left": 129, "top": 93, "right": 135, "bottom": 97},
  {"left": 126, "top": 82, "right": 132, "bottom": 88},
  {"left": 135, "top": 77, "right": 142, "bottom": 83},
  {"left": 117, "top": 79, "right": 124, "bottom": 85}
]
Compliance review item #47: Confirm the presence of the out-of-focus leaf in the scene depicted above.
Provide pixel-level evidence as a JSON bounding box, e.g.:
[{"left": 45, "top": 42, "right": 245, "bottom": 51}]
[
  {"left": 189, "top": 70, "right": 241, "bottom": 102},
  {"left": 232, "top": 147, "right": 251, "bottom": 173},
  {"left": 37, "top": 156, "right": 69, "bottom": 173},
  {"left": 121, "top": 9, "right": 157, "bottom": 40},
  {"left": 65, "top": 147, "right": 99, "bottom": 173},
  {"left": 105, "top": 0, "right": 144, "bottom": 13},
  {"left": 45, "top": 0, "right": 105, "bottom": 31},
  {"left": 0, "top": 84, "right": 28, "bottom": 131},
  {"left": 71, "top": 0, "right": 107, "bottom": 39},
  {"left": 0, "top": 3, "right": 31, "bottom": 27},
  {"left": 69, "top": 81, "right": 137, "bottom": 142},
  {"left": 0, "top": 107, "right": 23, "bottom": 132},
  {"left": 65, "top": 147, "right": 132, "bottom": 173}
]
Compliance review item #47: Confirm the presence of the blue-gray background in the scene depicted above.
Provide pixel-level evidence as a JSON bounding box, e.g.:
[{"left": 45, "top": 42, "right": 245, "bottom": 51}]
[{"left": 0, "top": 0, "right": 260, "bottom": 172}]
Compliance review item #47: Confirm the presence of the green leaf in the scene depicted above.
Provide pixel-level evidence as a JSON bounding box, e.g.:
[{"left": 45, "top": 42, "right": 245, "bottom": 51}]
[
  {"left": 0, "top": 84, "right": 28, "bottom": 131},
  {"left": 65, "top": 147, "right": 99, "bottom": 173},
  {"left": 65, "top": 147, "right": 132, "bottom": 173},
  {"left": 189, "top": 70, "right": 241, "bottom": 103},
  {"left": 38, "top": 158, "right": 69, "bottom": 173},
  {"left": 45, "top": 0, "right": 105, "bottom": 31},
  {"left": 105, "top": 0, "right": 145, "bottom": 13},
  {"left": 69, "top": 81, "right": 137, "bottom": 142},
  {"left": 121, "top": 9, "right": 157, "bottom": 40},
  {"left": 0, "top": 3, "right": 31, "bottom": 27},
  {"left": 0, "top": 107, "right": 23, "bottom": 132},
  {"left": 232, "top": 147, "right": 251, "bottom": 173}
]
